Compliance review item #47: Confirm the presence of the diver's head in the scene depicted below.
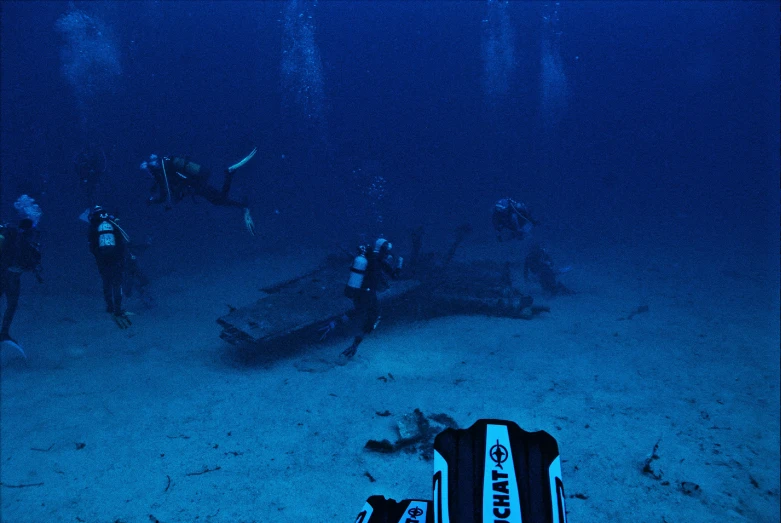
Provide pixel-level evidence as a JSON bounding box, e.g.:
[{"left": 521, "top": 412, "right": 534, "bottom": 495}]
[
  {"left": 140, "top": 154, "right": 160, "bottom": 173},
  {"left": 373, "top": 238, "right": 392, "bottom": 256},
  {"left": 88, "top": 205, "right": 106, "bottom": 222}
]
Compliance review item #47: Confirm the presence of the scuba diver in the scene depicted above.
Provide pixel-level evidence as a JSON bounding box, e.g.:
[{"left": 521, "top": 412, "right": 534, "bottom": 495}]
[
  {"left": 320, "top": 237, "right": 403, "bottom": 358},
  {"left": 524, "top": 244, "right": 574, "bottom": 296},
  {"left": 492, "top": 197, "right": 539, "bottom": 242},
  {"left": 87, "top": 206, "right": 131, "bottom": 328},
  {"left": 73, "top": 146, "right": 107, "bottom": 205},
  {"left": 140, "top": 147, "right": 257, "bottom": 235},
  {"left": 0, "top": 218, "right": 43, "bottom": 346}
]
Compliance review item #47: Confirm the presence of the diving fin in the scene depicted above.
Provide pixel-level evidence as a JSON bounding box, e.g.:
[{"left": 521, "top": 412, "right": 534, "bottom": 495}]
[
  {"left": 227, "top": 147, "right": 257, "bottom": 173},
  {"left": 112, "top": 312, "right": 133, "bottom": 329},
  {"left": 1, "top": 339, "right": 27, "bottom": 360},
  {"left": 433, "top": 419, "right": 566, "bottom": 523},
  {"left": 354, "top": 497, "right": 433, "bottom": 523}
]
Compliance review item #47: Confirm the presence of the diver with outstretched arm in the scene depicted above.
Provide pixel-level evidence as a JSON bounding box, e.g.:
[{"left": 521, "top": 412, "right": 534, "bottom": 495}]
[{"left": 140, "top": 147, "right": 257, "bottom": 235}]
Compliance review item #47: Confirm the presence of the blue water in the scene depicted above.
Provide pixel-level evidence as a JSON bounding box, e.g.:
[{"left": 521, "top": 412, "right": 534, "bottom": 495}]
[{"left": 1, "top": 1, "right": 778, "bottom": 521}]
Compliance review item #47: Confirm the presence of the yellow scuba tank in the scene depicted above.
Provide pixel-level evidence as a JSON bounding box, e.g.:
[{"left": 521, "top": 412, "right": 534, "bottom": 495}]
[{"left": 345, "top": 248, "right": 368, "bottom": 299}]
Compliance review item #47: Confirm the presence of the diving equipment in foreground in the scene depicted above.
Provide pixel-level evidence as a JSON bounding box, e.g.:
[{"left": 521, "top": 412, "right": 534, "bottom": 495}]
[{"left": 354, "top": 419, "right": 566, "bottom": 523}]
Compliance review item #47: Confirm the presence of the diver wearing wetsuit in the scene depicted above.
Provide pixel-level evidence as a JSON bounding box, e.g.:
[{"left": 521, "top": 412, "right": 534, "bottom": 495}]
[
  {"left": 524, "top": 244, "right": 574, "bottom": 296},
  {"left": 0, "top": 219, "right": 43, "bottom": 343},
  {"left": 140, "top": 149, "right": 257, "bottom": 234}
]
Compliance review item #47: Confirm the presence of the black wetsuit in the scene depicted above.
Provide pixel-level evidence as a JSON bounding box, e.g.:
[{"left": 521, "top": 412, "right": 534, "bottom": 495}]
[
  {"left": 524, "top": 246, "right": 573, "bottom": 296},
  {"left": 343, "top": 247, "right": 398, "bottom": 357},
  {"left": 493, "top": 198, "right": 537, "bottom": 241},
  {"left": 88, "top": 215, "right": 126, "bottom": 314},
  {"left": 74, "top": 149, "right": 105, "bottom": 205},
  {"left": 147, "top": 156, "right": 244, "bottom": 209},
  {"left": 0, "top": 225, "right": 42, "bottom": 341}
]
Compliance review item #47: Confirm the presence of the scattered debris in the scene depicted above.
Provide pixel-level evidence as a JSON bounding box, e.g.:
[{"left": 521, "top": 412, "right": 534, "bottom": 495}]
[
  {"left": 749, "top": 475, "right": 760, "bottom": 489},
  {"left": 679, "top": 481, "right": 701, "bottom": 496},
  {"left": 185, "top": 465, "right": 221, "bottom": 476},
  {"left": 164, "top": 475, "right": 171, "bottom": 493},
  {"left": 642, "top": 438, "right": 663, "bottom": 480},
  {"left": 75, "top": 442, "right": 86, "bottom": 450},
  {"left": 375, "top": 410, "right": 392, "bottom": 417},
  {"left": 30, "top": 444, "right": 54, "bottom": 452},
  {"left": 1, "top": 482, "right": 45, "bottom": 488},
  {"left": 365, "top": 409, "right": 459, "bottom": 460},
  {"left": 619, "top": 304, "right": 649, "bottom": 321},
  {"left": 568, "top": 493, "right": 589, "bottom": 500},
  {"left": 365, "top": 439, "right": 395, "bottom": 453},
  {"left": 364, "top": 471, "right": 376, "bottom": 483}
]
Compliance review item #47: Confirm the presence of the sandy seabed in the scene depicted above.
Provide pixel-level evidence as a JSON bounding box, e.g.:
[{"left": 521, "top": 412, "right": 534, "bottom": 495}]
[{"left": 1, "top": 235, "right": 779, "bottom": 523}]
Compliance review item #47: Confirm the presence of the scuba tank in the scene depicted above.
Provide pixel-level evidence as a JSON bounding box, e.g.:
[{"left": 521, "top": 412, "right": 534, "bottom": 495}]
[
  {"left": 170, "top": 157, "right": 209, "bottom": 182},
  {"left": 97, "top": 219, "right": 117, "bottom": 248},
  {"left": 345, "top": 246, "right": 368, "bottom": 299}
]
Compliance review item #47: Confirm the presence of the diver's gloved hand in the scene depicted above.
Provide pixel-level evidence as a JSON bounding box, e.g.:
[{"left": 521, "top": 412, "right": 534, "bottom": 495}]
[
  {"left": 354, "top": 496, "right": 433, "bottom": 523},
  {"left": 244, "top": 208, "right": 255, "bottom": 236}
]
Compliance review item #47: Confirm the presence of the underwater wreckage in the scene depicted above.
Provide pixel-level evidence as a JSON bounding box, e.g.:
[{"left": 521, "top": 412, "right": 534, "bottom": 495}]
[{"left": 217, "top": 225, "right": 549, "bottom": 348}]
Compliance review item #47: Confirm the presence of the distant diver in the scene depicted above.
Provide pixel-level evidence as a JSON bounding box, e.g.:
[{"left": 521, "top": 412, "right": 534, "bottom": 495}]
[
  {"left": 524, "top": 244, "right": 574, "bottom": 296},
  {"left": 0, "top": 217, "right": 43, "bottom": 347},
  {"left": 73, "top": 145, "right": 107, "bottom": 206},
  {"left": 86, "top": 205, "right": 132, "bottom": 328},
  {"left": 140, "top": 147, "right": 257, "bottom": 235},
  {"left": 319, "top": 237, "right": 403, "bottom": 358},
  {"left": 492, "top": 197, "right": 539, "bottom": 242}
]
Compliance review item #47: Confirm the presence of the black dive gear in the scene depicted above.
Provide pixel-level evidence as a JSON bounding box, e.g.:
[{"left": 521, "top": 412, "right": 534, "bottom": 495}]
[
  {"left": 88, "top": 209, "right": 127, "bottom": 318},
  {"left": 340, "top": 238, "right": 400, "bottom": 358},
  {"left": 354, "top": 419, "right": 566, "bottom": 523},
  {"left": 0, "top": 222, "right": 43, "bottom": 342},
  {"left": 146, "top": 154, "right": 248, "bottom": 209},
  {"left": 524, "top": 246, "right": 574, "bottom": 296}
]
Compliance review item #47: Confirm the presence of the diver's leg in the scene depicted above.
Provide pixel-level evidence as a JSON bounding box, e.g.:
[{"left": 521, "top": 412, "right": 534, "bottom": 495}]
[
  {"left": 344, "top": 293, "right": 380, "bottom": 358},
  {"left": 99, "top": 263, "right": 114, "bottom": 312},
  {"left": 197, "top": 183, "right": 245, "bottom": 208},
  {"left": 112, "top": 262, "right": 124, "bottom": 313},
  {"left": 343, "top": 294, "right": 370, "bottom": 358},
  {"left": 0, "top": 273, "right": 21, "bottom": 340},
  {"left": 220, "top": 169, "right": 235, "bottom": 199},
  {"left": 362, "top": 292, "right": 379, "bottom": 334}
]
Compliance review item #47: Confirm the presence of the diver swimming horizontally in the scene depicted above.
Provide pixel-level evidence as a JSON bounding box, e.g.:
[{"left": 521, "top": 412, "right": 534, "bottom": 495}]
[{"left": 140, "top": 147, "right": 257, "bottom": 235}]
